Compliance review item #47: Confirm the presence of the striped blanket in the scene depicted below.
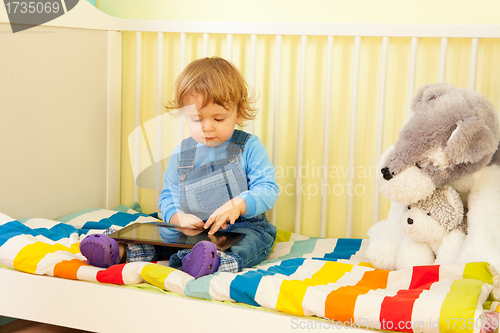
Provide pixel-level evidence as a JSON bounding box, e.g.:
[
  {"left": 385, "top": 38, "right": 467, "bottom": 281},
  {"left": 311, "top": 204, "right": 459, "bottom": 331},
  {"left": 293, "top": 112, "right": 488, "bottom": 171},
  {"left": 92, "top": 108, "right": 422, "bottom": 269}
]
[{"left": 0, "top": 205, "right": 498, "bottom": 333}]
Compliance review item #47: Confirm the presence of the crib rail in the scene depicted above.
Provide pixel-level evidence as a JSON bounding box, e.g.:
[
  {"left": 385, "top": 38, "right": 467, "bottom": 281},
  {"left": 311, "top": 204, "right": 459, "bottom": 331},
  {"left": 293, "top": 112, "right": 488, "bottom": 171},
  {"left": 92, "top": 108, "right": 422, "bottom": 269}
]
[{"left": 119, "top": 20, "right": 500, "bottom": 38}]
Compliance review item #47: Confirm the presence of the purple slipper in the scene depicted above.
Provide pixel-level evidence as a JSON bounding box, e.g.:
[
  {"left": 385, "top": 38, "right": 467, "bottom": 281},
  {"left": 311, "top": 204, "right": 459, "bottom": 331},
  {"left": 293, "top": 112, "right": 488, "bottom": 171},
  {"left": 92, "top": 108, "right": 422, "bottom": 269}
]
[
  {"left": 182, "top": 241, "right": 220, "bottom": 278},
  {"left": 79, "top": 234, "right": 120, "bottom": 268}
]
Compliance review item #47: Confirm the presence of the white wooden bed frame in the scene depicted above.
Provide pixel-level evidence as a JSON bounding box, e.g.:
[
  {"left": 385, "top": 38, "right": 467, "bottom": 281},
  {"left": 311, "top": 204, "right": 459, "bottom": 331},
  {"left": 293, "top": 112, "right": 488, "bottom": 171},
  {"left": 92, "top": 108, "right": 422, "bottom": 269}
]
[{"left": 1, "top": 2, "right": 500, "bottom": 332}]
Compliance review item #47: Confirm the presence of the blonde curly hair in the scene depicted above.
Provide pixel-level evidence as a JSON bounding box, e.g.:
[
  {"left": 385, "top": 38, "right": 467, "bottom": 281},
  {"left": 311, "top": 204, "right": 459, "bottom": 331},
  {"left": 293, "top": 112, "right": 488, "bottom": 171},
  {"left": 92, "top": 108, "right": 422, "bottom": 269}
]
[{"left": 165, "top": 56, "right": 258, "bottom": 125}]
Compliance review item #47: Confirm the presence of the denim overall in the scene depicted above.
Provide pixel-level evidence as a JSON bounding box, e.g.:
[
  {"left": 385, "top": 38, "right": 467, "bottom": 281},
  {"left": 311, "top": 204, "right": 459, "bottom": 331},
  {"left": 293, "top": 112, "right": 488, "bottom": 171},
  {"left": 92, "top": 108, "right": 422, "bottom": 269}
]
[{"left": 168, "top": 130, "right": 277, "bottom": 271}]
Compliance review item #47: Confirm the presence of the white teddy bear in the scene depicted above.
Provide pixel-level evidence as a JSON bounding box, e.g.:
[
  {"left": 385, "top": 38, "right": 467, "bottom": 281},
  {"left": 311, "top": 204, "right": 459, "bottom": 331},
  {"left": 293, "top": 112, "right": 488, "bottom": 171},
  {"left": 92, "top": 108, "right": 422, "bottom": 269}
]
[
  {"left": 367, "top": 83, "right": 500, "bottom": 270},
  {"left": 395, "top": 185, "right": 467, "bottom": 270}
]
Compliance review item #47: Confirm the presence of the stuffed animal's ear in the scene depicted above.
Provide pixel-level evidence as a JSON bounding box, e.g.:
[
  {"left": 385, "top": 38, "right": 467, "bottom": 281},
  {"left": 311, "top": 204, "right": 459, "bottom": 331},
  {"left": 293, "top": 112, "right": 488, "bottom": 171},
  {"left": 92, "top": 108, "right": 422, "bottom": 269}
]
[
  {"left": 426, "top": 148, "right": 449, "bottom": 170},
  {"left": 410, "top": 83, "right": 455, "bottom": 113},
  {"left": 440, "top": 185, "right": 463, "bottom": 214},
  {"left": 445, "top": 117, "right": 498, "bottom": 164}
]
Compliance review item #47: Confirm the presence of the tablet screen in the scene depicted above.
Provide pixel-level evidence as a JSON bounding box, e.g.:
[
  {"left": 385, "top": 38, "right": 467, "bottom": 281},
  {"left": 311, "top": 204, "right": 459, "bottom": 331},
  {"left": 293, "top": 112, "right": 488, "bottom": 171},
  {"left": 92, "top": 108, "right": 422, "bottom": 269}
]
[{"left": 108, "top": 223, "right": 245, "bottom": 252}]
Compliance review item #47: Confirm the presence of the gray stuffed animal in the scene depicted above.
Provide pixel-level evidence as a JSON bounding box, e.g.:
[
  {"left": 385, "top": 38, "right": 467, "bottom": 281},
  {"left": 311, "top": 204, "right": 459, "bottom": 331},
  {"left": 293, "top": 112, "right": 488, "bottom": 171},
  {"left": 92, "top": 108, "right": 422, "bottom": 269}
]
[
  {"left": 367, "top": 83, "right": 500, "bottom": 270},
  {"left": 395, "top": 186, "right": 467, "bottom": 270}
]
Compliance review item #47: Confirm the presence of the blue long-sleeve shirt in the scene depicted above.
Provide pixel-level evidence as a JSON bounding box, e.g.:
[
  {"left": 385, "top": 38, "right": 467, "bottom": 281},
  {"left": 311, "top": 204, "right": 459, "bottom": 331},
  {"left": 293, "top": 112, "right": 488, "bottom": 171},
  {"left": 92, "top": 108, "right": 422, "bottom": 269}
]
[{"left": 159, "top": 132, "right": 278, "bottom": 223}]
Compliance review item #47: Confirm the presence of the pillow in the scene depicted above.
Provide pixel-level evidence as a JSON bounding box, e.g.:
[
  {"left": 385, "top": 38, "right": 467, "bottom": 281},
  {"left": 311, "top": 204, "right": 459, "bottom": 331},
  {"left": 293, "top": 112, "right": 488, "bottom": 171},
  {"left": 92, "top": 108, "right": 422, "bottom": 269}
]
[
  {"left": 268, "top": 232, "right": 371, "bottom": 265},
  {"left": 55, "top": 202, "right": 160, "bottom": 235}
]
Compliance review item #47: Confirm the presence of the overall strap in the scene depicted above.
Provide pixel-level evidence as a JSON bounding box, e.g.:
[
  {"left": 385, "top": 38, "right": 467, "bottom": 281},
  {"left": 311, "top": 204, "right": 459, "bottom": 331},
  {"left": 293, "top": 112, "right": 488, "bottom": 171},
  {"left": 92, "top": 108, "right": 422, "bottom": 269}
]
[
  {"left": 227, "top": 129, "right": 251, "bottom": 163},
  {"left": 178, "top": 137, "right": 197, "bottom": 181}
]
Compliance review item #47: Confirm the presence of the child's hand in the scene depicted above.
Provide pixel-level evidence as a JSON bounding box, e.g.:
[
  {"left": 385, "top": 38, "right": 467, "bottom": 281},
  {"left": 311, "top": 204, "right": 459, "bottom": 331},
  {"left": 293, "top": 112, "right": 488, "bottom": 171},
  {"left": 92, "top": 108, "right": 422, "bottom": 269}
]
[
  {"left": 171, "top": 212, "right": 204, "bottom": 229},
  {"left": 205, "top": 198, "right": 247, "bottom": 235}
]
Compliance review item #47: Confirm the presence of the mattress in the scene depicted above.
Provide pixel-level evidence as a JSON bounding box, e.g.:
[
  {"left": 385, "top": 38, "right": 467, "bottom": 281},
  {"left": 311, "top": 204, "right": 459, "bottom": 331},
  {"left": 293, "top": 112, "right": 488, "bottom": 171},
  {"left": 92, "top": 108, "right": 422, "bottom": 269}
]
[{"left": 0, "top": 204, "right": 498, "bottom": 333}]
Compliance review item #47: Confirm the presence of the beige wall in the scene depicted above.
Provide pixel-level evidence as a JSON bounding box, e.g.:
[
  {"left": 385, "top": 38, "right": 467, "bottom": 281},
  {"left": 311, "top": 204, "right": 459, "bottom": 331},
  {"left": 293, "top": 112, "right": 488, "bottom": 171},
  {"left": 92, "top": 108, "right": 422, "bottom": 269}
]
[{"left": 97, "top": 0, "right": 500, "bottom": 24}]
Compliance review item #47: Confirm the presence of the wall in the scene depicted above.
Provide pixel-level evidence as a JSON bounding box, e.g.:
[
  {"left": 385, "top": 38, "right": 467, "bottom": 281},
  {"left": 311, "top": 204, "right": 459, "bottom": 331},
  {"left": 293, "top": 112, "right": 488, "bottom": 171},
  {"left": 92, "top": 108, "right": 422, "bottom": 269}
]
[{"left": 96, "top": 0, "right": 500, "bottom": 24}]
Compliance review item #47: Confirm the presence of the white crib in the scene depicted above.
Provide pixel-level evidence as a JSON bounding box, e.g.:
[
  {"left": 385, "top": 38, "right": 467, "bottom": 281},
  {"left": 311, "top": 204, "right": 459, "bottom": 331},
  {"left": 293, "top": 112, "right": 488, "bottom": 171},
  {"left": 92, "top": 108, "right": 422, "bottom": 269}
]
[{"left": 1, "top": 1, "right": 499, "bottom": 332}]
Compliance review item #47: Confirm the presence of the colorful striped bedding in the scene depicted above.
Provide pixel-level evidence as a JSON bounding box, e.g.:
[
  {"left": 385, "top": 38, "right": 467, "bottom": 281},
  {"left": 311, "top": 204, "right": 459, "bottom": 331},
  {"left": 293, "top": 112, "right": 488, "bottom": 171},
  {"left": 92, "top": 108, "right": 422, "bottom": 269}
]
[{"left": 0, "top": 205, "right": 498, "bottom": 333}]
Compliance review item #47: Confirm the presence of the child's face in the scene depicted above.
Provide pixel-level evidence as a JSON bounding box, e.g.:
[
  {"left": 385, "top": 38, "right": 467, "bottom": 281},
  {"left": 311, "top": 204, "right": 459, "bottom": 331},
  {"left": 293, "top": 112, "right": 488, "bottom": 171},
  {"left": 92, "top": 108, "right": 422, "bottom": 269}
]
[{"left": 184, "top": 93, "right": 243, "bottom": 148}]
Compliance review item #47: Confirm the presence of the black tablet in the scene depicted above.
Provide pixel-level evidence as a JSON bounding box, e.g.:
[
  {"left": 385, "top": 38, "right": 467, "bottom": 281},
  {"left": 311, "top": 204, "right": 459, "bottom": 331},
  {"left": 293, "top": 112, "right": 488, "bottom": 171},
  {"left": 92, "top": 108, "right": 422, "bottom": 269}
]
[{"left": 108, "top": 223, "right": 245, "bottom": 252}]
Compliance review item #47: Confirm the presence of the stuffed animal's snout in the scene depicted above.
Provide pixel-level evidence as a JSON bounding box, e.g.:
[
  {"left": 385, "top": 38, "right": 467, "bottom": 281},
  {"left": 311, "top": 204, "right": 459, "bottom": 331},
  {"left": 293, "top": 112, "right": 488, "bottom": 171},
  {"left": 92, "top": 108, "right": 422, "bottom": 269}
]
[
  {"left": 407, "top": 217, "right": 413, "bottom": 225},
  {"left": 381, "top": 167, "right": 393, "bottom": 181}
]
